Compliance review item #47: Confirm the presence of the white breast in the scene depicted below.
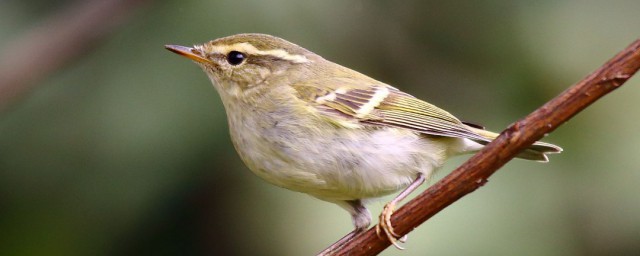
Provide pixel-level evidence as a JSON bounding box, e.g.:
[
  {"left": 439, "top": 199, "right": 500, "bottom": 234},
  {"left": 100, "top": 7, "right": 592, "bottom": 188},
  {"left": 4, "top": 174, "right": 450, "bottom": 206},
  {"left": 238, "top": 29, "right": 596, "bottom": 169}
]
[{"left": 224, "top": 100, "right": 457, "bottom": 202}]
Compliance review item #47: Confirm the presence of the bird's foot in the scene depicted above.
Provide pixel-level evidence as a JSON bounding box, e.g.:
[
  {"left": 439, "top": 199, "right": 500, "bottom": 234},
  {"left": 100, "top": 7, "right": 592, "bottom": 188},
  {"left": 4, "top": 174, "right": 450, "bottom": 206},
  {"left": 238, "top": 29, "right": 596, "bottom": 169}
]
[{"left": 376, "top": 201, "right": 406, "bottom": 250}]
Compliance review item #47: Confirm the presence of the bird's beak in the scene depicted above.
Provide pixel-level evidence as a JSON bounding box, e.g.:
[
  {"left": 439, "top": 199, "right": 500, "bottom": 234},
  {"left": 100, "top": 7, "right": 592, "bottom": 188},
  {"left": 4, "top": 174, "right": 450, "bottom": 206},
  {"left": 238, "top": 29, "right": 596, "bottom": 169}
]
[{"left": 165, "top": 45, "right": 211, "bottom": 64}]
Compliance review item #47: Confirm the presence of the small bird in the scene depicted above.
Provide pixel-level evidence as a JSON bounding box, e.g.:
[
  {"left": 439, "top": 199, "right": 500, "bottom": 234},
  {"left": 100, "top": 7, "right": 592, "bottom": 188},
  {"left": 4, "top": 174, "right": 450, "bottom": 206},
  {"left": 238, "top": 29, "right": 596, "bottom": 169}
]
[{"left": 165, "top": 33, "right": 561, "bottom": 249}]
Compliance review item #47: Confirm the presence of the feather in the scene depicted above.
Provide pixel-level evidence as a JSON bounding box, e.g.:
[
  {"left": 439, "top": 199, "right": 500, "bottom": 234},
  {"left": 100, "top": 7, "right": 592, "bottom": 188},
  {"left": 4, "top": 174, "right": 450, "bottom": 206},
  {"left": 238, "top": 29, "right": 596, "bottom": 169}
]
[
  {"left": 296, "top": 79, "right": 487, "bottom": 141},
  {"left": 294, "top": 78, "right": 561, "bottom": 161}
]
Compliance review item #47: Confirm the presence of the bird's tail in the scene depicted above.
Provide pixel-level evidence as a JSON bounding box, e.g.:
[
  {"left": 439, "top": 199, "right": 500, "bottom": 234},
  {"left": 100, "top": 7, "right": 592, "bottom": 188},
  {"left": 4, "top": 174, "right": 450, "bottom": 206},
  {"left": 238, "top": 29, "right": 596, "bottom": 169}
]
[{"left": 466, "top": 126, "right": 562, "bottom": 162}]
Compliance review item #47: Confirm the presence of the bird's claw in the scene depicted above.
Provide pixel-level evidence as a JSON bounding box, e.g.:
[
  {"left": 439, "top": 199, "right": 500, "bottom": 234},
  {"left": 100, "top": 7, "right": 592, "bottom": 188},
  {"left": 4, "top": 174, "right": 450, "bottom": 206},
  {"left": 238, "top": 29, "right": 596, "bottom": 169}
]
[{"left": 375, "top": 202, "right": 406, "bottom": 250}]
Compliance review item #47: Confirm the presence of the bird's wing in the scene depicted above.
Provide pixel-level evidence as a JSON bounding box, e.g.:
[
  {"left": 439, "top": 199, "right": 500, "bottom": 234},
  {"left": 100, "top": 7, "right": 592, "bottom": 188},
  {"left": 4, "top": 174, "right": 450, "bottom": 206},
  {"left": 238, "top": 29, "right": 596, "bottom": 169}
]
[{"left": 294, "top": 79, "right": 489, "bottom": 142}]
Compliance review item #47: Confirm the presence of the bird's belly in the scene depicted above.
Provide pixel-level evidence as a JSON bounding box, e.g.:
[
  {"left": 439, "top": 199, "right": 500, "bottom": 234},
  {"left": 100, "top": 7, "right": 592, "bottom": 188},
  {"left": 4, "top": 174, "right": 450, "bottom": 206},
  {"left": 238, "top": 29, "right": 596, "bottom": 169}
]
[{"left": 230, "top": 120, "right": 450, "bottom": 201}]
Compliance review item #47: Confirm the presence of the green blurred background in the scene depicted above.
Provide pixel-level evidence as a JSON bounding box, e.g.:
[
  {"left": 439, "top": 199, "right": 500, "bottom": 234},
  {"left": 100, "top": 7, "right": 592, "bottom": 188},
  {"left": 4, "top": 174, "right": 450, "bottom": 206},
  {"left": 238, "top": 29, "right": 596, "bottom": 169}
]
[{"left": 1, "top": 0, "right": 639, "bottom": 255}]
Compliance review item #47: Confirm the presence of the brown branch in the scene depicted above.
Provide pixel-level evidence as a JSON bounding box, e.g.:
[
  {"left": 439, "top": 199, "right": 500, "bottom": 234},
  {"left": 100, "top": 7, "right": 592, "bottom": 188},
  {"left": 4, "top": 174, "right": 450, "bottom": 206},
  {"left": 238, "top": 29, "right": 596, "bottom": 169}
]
[
  {"left": 325, "top": 39, "right": 640, "bottom": 255},
  {"left": 0, "top": 0, "right": 150, "bottom": 113}
]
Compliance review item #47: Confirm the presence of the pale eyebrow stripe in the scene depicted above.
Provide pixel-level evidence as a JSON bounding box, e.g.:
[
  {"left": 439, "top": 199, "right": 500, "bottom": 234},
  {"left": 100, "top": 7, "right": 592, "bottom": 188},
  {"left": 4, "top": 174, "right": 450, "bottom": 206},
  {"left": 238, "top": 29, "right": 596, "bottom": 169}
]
[{"left": 210, "top": 43, "right": 310, "bottom": 63}]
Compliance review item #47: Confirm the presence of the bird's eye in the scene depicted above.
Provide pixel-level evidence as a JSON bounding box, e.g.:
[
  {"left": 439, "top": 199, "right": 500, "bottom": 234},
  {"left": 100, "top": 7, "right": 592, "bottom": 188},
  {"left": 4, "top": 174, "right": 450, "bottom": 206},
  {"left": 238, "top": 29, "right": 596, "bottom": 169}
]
[{"left": 226, "top": 51, "right": 246, "bottom": 65}]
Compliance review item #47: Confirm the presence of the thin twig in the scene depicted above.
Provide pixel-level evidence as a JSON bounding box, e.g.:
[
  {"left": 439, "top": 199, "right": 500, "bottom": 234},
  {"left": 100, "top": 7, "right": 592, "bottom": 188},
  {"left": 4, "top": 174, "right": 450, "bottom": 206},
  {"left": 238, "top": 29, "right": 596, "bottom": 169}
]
[{"left": 324, "top": 39, "right": 640, "bottom": 255}]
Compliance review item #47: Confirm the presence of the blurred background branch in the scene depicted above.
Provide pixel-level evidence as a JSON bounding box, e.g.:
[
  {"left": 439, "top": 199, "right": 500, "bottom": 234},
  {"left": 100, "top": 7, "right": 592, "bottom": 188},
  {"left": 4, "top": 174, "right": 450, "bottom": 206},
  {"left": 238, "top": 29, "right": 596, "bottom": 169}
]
[{"left": 0, "top": 0, "right": 149, "bottom": 112}]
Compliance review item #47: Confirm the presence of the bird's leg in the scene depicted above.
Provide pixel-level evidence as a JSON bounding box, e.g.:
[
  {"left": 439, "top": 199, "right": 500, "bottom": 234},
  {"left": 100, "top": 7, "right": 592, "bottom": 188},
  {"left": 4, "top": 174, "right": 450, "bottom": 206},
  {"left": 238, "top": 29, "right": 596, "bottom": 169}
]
[
  {"left": 376, "top": 173, "right": 426, "bottom": 249},
  {"left": 317, "top": 200, "right": 371, "bottom": 255}
]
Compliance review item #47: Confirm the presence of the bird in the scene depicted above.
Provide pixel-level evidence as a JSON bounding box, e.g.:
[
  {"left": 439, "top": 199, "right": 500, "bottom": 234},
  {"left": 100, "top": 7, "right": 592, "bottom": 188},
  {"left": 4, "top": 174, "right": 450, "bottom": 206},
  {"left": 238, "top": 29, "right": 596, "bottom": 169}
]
[{"left": 165, "top": 33, "right": 561, "bottom": 250}]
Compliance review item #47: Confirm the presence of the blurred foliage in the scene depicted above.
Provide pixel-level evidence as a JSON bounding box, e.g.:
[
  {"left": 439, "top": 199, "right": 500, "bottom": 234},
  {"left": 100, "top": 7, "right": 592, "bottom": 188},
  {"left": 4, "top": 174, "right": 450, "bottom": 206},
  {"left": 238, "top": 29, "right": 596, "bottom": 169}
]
[{"left": 1, "top": 0, "right": 639, "bottom": 255}]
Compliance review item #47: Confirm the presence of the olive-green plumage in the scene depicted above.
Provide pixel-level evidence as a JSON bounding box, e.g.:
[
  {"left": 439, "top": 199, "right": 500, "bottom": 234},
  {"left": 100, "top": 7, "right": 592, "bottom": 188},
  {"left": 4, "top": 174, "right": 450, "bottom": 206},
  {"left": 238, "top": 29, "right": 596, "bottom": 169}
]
[{"left": 165, "top": 33, "right": 561, "bottom": 248}]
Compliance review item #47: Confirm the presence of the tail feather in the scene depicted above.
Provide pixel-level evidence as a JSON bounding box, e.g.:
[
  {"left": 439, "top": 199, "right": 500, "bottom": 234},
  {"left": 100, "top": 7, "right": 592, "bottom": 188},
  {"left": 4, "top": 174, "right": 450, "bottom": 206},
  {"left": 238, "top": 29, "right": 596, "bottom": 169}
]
[{"left": 466, "top": 126, "right": 562, "bottom": 162}]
